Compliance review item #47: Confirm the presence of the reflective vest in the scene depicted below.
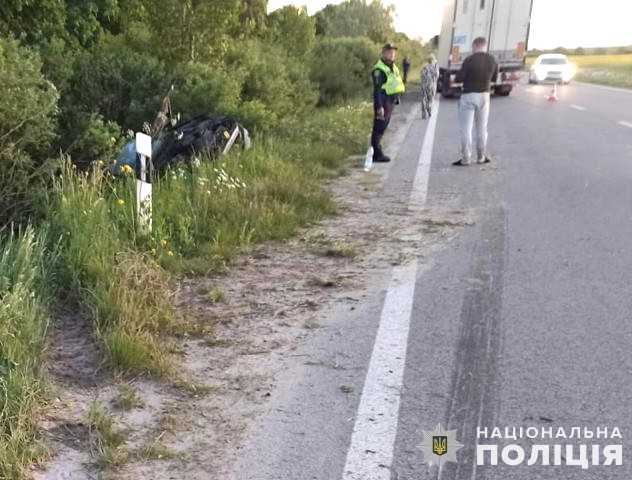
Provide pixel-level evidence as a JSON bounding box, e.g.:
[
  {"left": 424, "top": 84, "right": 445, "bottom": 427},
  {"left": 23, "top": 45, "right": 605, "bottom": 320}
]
[{"left": 374, "top": 60, "right": 405, "bottom": 96}]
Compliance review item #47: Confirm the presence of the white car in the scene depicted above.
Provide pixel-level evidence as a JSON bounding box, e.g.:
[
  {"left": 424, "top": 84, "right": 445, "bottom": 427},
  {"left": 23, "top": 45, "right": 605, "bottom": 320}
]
[{"left": 529, "top": 54, "right": 576, "bottom": 84}]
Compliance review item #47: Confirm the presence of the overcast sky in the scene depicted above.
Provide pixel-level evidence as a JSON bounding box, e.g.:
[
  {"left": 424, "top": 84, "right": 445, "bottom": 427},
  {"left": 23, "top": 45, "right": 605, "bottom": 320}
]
[{"left": 267, "top": 0, "right": 632, "bottom": 49}]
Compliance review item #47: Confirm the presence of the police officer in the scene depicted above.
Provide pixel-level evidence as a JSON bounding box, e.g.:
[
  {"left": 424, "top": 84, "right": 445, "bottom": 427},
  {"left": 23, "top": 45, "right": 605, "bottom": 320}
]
[
  {"left": 371, "top": 43, "right": 405, "bottom": 163},
  {"left": 402, "top": 56, "right": 411, "bottom": 85}
]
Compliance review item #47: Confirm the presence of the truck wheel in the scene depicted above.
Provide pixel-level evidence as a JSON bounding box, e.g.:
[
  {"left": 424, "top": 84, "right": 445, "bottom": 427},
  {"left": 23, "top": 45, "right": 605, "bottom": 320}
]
[{"left": 495, "top": 86, "right": 512, "bottom": 97}]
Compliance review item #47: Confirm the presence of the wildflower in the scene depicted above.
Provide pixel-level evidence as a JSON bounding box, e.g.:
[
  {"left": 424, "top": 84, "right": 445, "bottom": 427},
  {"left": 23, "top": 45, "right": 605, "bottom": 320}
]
[
  {"left": 151, "top": 248, "right": 156, "bottom": 255},
  {"left": 167, "top": 250, "right": 174, "bottom": 257},
  {"left": 160, "top": 239, "right": 167, "bottom": 247},
  {"left": 116, "top": 199, "right": 125, "bottom": 206},
  {"left": 122, "top": 165, "right": 134, "bottom": 175}
]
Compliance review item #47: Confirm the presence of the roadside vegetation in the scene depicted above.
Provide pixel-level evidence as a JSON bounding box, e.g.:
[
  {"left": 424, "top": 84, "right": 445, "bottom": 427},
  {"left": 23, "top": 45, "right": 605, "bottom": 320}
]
[
  {"left": 571, "top": 54, "right": 632, "bottom": 89},
  {"left": 0, "top": 0, "right": 428, "bottom": 476}
]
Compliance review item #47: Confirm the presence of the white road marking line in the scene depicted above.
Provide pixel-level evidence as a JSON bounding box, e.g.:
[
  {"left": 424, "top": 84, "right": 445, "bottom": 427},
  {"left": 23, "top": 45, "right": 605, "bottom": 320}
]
[
  {"left": 618, "top": 121, "right": 632, "bottom": 129},
  {"left": 341, "top": 99, "right": 440, "bottom": 480},
  {"left": 411, "top": 100, "right": 441, "bottom": 210},
  {"left": 570, "top": 104, "right": 587, "bottom": 111}
]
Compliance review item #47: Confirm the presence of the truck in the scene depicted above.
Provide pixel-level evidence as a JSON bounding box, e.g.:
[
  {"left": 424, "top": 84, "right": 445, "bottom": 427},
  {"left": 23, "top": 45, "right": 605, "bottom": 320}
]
[{"left": 437, "top": 0, "right": 534, "bottom": 97}]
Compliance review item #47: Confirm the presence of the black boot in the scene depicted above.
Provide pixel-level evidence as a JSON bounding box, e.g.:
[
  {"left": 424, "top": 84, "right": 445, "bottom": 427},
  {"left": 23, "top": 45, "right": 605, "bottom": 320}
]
[{"left": 372, "top": 146, "right": 391, "bottom": 163}]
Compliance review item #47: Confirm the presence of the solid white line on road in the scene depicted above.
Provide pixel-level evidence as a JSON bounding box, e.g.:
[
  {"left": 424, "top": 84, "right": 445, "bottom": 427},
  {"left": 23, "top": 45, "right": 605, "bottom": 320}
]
[
  {"left": 341, "top": 99, "right": 440, "bottom": 480},
  {"left": 618, "top": 121, "right": 632, "bottom": 129},
  {"left": 570, "top": 104, "right": 587, "bottom": 111},
  {"left": 411, "top": 100, "right": 441, "bottom": 209}
]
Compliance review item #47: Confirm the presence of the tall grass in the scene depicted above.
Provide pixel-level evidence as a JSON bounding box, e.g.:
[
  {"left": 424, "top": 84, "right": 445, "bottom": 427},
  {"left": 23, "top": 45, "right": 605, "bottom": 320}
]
[
  {"left": 49, "top": 164, "right": 177, "bottom": 376},
  {"left": 570, "top": 54, "right": 632, "bottom": 89},
  {"left": 45, "top": 102, "right": 371, "bottom": 375},
  {"left": 0, "top": 227, "right": 57, "bottom": 479}
]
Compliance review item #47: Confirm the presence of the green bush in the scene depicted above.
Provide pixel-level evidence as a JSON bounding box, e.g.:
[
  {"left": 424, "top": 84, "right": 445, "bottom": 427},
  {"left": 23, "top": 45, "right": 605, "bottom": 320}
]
[
  {"left": 310, "top": 37, "right": 378, "bottom": 105},
  {"left": 224, "top": 39, "right": 318, "bottom": 131},
  {"left": 0, "top": 38, "right": 59, "bottom": 155},
  {"left": 0, "top": 37, "right": 59, "bottom": 224},
  {"left": 68, "top": 113, "right": 123, "bottom": 169},
  {"left": 171, "top": 62, "right": 242, "bottom": 119},
  {"left": 61, "top": 35, "right": 171, "bottom": 139}
]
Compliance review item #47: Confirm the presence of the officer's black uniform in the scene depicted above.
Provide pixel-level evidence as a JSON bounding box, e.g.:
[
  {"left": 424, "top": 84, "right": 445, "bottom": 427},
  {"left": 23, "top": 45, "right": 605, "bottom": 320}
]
[{"left": 370, "top": 60, "right": 401, "bottom": 163}]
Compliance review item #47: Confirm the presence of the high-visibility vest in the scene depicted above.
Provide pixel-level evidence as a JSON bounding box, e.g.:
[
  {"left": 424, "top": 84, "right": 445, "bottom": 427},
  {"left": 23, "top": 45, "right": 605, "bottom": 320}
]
[{"left": 373, "top": 60, "right": 406, "bottom": 95}]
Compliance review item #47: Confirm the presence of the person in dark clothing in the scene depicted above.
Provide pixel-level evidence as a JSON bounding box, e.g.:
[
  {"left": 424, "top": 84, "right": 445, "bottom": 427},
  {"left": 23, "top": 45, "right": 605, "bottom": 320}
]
[
  {"left": 452, "top": 37, "right": 499, "bottom": 166},
  {"left": 402, "top": 57, "right": 411, "bottom": 84},
  {"left": 370, "top": 43, "right": 405, "bottom": 163}
]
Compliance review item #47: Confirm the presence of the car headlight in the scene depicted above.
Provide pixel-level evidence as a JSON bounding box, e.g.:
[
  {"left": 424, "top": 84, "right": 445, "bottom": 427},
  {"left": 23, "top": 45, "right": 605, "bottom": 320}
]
[
  {"left": 535, "top": 67, "right": 547, "bottom": 80},
  {"left": 562, "top": 64, "right": 577, "bottom": 81}
]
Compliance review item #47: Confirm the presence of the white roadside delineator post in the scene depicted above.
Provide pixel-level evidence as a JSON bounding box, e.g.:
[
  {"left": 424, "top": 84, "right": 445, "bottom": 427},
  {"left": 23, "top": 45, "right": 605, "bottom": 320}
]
[
  {"left": 222, "top": 126, "right": 241, "bottom": 155},
  {"left": 364, "top": 146, "right": 374, "bottom": 172},
  {"left": 135, "top": 132, "right": 153, "bottom": 235}
]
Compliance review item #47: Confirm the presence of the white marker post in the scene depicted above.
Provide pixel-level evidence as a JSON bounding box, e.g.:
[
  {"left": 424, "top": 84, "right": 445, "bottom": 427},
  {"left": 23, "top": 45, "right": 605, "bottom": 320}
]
[
  {"left": 135, "top": 132, "right": 153, "bottom": 235},
  {"left": 222, "top": 126, "right": 241, "bottom": 155},
  {"left": 364, "top": 146, "right": 374, "bottom": 172}
]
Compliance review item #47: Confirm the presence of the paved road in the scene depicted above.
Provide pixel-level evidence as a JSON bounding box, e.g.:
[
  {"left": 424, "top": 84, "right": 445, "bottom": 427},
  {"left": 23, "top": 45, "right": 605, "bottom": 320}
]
[{"left": 229, "top": 81, "right": 632, "bottom": 480}]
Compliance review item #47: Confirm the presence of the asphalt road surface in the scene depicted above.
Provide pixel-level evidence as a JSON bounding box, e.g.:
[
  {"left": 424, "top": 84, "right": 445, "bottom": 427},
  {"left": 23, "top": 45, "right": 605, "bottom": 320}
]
[{"left": 229, "top": 81, "right": 632, "bottom": 480}]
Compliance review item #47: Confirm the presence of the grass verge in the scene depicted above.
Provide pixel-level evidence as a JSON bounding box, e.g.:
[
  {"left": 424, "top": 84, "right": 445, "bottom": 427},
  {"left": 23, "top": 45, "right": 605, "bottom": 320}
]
[
  {"left": 0, "top": 101, "right": 365, "bottom": 475},
  {"left": 0, "top": 227, "right": 58, "bottom": 479},
  {"left": 44, "top": 102, "right": 371, "bottom": 378},
  {"left": 571, "top": 54, "right": 632, "bottom": 89}
]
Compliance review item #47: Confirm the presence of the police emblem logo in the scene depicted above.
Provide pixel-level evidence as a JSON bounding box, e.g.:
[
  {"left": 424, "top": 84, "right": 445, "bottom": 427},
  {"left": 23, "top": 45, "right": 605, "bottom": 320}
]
[
  {"left": 432, "top": 436, "right": 448, "bottom": 456},
  {"left": 419, "top": 424, "right": 463, "bottom": 467}
]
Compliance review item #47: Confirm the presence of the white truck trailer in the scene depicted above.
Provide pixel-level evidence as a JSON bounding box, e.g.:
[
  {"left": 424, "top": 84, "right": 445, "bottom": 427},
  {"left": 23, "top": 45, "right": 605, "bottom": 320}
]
[{"left": 437, "top": 0, "right": 534, "bottom": 97}]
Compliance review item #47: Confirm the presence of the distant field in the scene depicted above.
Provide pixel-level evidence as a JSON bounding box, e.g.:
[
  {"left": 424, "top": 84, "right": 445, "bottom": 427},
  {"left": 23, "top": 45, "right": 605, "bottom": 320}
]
[
  {"left": 571, "top": 54, "right": 632, "bottom": 89},
  {"left": 528, "top": 54, "right": 632, "bottom": 89}
]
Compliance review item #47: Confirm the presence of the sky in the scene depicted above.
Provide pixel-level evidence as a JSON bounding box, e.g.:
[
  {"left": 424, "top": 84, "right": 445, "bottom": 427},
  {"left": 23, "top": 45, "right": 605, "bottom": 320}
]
[{"left": 267, "top": 0, "right": 632, "bottom": 49}]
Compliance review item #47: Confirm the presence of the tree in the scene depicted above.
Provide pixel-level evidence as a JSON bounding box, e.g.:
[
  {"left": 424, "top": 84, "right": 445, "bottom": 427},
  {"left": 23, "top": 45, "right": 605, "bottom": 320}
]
[
  {"left": 314, "top": 0, "right": 394, "bottom": 45},
  {"left": 0, "top": 0, "right": 120, "bottom": 48},
  {"left": 267, "top": 6, "right": 315, "bottom": 57},
  {"left": 240, "top": 0, "right": 268, "bottom": 37},
  {"left": 143, "top": 0, "right": 241, "bottom": 63}
]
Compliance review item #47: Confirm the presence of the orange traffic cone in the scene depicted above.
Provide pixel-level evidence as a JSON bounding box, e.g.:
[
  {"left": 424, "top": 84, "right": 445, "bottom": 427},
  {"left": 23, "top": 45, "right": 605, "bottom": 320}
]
[{"left": 547, "top": 83, "right": 558, "bottom": 102}]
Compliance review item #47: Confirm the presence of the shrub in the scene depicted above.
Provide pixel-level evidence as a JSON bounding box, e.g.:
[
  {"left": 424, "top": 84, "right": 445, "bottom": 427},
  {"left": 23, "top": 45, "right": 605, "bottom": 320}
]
[
  {"left": 171, "top": 62, "right": 242, "bottom": 120},
  {"left": 224, "top": 39, "right": 318, "bottom": 131},
  {"left": 0, "top": 37, "right": 59, "bottom": 224},
  {"left": 310, "top": 37, "right": 378, "bottom": 105},
  {"left": 68, "top": 113, "right": 123, "bottom": 169},
  {"left": 61, "top": 35, "right": 171, "bottom": 140}
]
